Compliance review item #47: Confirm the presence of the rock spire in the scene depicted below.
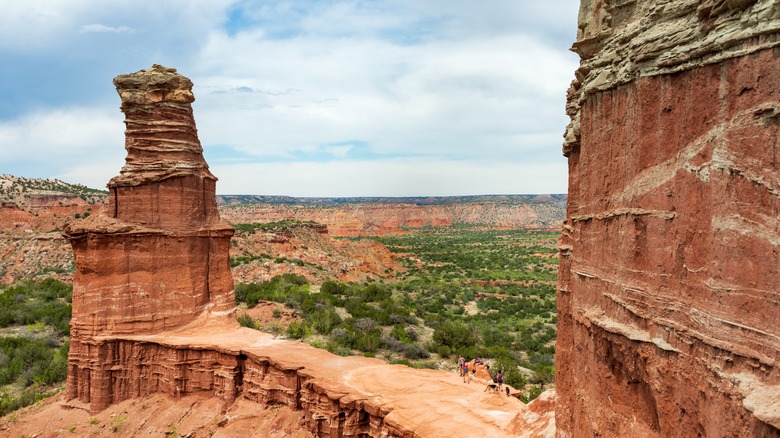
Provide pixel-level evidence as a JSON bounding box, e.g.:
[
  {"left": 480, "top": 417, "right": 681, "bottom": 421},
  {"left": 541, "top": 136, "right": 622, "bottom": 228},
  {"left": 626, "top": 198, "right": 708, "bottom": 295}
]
[{"left": 63, "top": 64, "right": 235, "bottom": 339}]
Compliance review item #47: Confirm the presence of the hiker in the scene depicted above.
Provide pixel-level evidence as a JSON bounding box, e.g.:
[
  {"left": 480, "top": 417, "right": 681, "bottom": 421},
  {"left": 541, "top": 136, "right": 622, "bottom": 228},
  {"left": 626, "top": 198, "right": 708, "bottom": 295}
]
[
  {"left": 463, "top": 362, "right": 471, "bottom": 383},
  {"left": 457, "top": 355, "right": 464, "bottom": 377},
  {"left": 496, "top": 370, "right": 504, "bottom": 392}
]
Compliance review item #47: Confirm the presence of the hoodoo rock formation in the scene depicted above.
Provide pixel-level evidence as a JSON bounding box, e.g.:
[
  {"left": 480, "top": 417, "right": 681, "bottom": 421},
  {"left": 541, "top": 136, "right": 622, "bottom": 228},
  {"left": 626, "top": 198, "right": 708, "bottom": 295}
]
[
  {"left": 63, "top": 64, "right": 237, "bottom": 410},
  {"left": 559, "top": 1, "right": 780, "bottom": 437},
  {"left": 43, "top": 65, "right": 545, "bottom": 437},
  {"left": 64, "top": 65, "right": 236, "bottom": 341}
]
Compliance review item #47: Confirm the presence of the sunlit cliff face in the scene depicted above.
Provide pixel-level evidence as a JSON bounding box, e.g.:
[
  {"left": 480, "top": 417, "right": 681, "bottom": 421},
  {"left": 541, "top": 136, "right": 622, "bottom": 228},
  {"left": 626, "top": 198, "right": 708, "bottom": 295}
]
[{"left": 557, "top": 0, "right": 780, "bottom": 436}]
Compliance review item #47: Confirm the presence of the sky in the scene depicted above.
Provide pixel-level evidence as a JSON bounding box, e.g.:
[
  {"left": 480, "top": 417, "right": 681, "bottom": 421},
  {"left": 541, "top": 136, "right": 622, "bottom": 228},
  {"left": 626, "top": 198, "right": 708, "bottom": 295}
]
[{"left": 0, "top": 0, "right": 580, "bottom": 197}]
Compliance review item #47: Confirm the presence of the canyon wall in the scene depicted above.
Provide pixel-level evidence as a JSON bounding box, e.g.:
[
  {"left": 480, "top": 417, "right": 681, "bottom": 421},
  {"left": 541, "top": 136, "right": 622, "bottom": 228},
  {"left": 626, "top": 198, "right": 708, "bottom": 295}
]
[
  {"left": 219, "top": 201, "right": 565, "bottom": 236},
  {"left": 558, "top": 1, "right": 780, "bottom": 436},
  {"left": 229, "top": 223, "right": 402, "bottom": 284},
  {"left": 0, "top": 182, "right": 561, "bottom": 285}
]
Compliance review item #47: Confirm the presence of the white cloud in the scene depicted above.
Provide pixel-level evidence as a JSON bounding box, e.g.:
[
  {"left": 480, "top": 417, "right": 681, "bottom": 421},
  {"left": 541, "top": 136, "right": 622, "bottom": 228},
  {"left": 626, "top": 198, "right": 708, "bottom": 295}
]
[
  {"left": 211, "top": 159, "right": 567, "bottom": 197},
  {"left": 0, "top": 107, "right": 125, "bottom": 187},
  {"left": 192, "top": 30, "right": 577, "bottom": 164},
  {"left": 0, "top": 0, "right": 86, "bottom": 49},
  {"left": 0, "top": 0, "right": 232, "bottom": 50},
  {"left": 56, "top": 162, "right": 122, "bottom": 191},
  {"left": 324, "top": 145, "right": 353, "bottom": 158},
  {"left": 79, "top": 23, "right": 134, "bottom": 34},
  {"left": 0, "top": 0, "right": 580, "bottom": 196}
]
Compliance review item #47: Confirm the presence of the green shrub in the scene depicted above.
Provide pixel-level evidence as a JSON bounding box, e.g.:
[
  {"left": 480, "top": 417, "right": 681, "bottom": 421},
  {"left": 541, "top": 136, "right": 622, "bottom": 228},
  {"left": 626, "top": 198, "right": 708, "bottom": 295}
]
[
  {"left": 110, "top": 414, "right": 127, "bottom": 432},
  {"left": 237, "top": 314, "right": 258, "bottom": 329},
  {"left": 522, "top": 385, "right": 544, "bottom": 403},
  {"left": 358, "top": 284, "right": 391, "bottom": 302},
  {"left": 286, "top": 321, "right": 310, "bottom": 339},
  {"left": 432, "top": 321, "right": 475, "bottom": 351},
  {"left": 325, "top": 342, "right": 352, "bottom": 357},
  {"left": 321, "top": 281, "right": 347, "bottom": 296},
  {"left": 494, "top": 356, "right": 526, "bottom": 389},
  {"left": 390, "top": 325, "right": 411, "bottom": 343},
  {"left": 403, "top": 343, "right": 430, "bottom": 360},
  {"left": 530, "top": 365, "right": 555, "bottom": 386},
  {"left": 234, "top": 276, "right": 311, "bottom": 308},
  {"left": 310, "top": 308, "right": 341, "bottom": 335},
  {"left": 380, "top": 336, "right": 406, "bottom": 354},
  {"left": 0, "top": 279, "right": 72, "bottom": 334}
]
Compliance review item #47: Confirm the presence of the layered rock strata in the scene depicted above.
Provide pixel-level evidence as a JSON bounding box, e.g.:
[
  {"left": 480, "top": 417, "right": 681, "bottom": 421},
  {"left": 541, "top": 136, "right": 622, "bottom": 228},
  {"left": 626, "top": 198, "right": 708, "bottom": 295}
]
[
  {"left": 58, "top": 65, "right": 539, "bottom": 437},
  {"left": 63, "top": 65, "right": 236, "bottom": 405},
  {"left": 220, "top": 201, "right": 565, "bottom": 237},
  {"left": 558, "top": 1, "right": 780, "bottom": 436},
  {"left": 62, "top": 324, "right": 534, "bottom": 437},
  {"left": 64, "top": 65, "right": 235, "bottom": 339}
]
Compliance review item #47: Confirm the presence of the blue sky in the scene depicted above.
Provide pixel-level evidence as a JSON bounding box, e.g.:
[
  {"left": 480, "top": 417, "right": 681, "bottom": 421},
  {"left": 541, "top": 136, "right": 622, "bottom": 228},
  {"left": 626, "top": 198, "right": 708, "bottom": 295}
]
[{"left": 0, "top": 0, "right": 580, "bottom": 196}]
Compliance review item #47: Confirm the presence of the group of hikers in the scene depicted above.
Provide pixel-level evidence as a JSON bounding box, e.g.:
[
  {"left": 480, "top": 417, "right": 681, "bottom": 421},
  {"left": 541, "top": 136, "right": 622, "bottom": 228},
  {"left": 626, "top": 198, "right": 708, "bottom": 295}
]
[{"left": 457, "top": 354, "right": 507, "bottom": 395}]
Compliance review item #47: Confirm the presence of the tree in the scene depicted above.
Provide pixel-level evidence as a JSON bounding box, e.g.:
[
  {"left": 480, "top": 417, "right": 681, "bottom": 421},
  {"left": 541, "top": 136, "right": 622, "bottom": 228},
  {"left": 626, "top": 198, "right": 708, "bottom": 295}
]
[{"left": 432, "top": 321, "right": 475, "bottom": 351}]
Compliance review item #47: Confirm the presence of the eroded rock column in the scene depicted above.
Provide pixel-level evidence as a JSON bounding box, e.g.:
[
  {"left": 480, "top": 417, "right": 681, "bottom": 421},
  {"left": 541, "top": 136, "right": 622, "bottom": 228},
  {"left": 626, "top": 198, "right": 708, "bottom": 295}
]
[
  {"left": 63, "top": 65, "right": 236, "bottom": 408},
  {"left": 558, "top": 1, "right": 780, "bottom": 436}
]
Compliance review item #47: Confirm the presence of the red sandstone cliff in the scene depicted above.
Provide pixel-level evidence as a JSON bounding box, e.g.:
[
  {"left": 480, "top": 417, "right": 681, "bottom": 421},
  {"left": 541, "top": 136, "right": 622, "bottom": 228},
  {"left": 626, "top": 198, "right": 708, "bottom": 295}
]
[
  {"left": 221, "top": 201, "right": 564, "bottom": 237},
  {"left": 230, "top": 222, "right": 402, "bottom": 284},
  {"left": 0, "top": 188, "right": 557, "bottom": 285},
  {"left": 0, "top": 202, "right": 398, "bottom": 286},
  {"left": 558, "top": 1, "right": 780, "bottom": 436}
]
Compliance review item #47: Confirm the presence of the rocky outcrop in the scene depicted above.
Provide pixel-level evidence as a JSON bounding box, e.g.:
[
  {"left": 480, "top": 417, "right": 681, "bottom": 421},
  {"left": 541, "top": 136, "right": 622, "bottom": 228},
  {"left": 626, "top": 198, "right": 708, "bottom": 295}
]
[
  {"left": 0, "top": 202, "right": 399, "bottom": 286},
  {"left": 558, "top": 1, "right": 780, "bottom": 436},
  {"left": 0, "top": 178, "right": 556, "bottom": 285},
  {"left": 0, "top": 174, "right": 107, "bottom": 211},
  {"left": 50, "top": 65, "right": 541, "bottom": 437},
  {"left": 230, "top": 223, "right": 402, "bottom": 284},
  {"left": 5, "top": 323, "right": 542, "bottom": 437},
  {"left": 62, "top": 64, "right": 237, "bottom": 409}
]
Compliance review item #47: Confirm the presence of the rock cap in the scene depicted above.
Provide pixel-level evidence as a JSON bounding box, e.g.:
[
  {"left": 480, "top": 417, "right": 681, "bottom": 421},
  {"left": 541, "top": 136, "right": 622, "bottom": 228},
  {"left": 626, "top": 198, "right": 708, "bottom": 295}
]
[
  {"left": 109, "top": 64, "right": 214, "bottom": 188},
  {"left": 113, "top": 64, "right": 195, "bottom": 108}
]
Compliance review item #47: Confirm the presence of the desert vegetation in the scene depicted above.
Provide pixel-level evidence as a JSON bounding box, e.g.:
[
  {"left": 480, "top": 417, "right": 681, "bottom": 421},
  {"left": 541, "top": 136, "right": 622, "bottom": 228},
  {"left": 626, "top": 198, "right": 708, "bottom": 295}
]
[
  {"left": 0, "top": 279, "right": 71, "bottom": 415},
  {"left": 235, "top": 227, "right": 558, "bottom": 401},
  {"left": 0, "top": 215, "right": 559, "bottom": 417},
  {"left": 0, "top": 174, "right": 107, "bottom": 208}
]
